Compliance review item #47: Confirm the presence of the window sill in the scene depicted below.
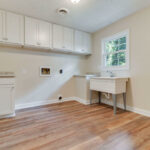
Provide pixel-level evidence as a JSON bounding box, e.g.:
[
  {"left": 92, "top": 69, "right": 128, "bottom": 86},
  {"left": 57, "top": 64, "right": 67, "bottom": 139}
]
[{"left": 101, "top": 66, "right": 129, "bottom": 71}]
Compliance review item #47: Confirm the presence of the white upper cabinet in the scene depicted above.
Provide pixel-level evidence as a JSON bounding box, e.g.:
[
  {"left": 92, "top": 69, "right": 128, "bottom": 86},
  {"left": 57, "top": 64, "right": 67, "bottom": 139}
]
[
  {"left": 75, "top": 30, "right": 91, "bottom": 54},
  {"left": 0, "top": 9, "right": 91, "bottom": 55},
  {"left": 63, "top": 27, "right": 74, "bottom": 51},
  {"left": 74, "top": 30, "right": 83, "bottom": 53},
  {"left": 38, "top": 20, "right": 52, "bottom": 48},
  {"left": 83, "top": 32, "right": 91, "bottom": 53},
  {"left": 53, "top": 24, "right": 74, "bottom": 51},
  {"left": 25, "top": 17, "right": 37, "bottom": 46},
  {"left": 53, "top": 24, "right": 63, "bottom": 50},
  {"left": 0, "top": 10, "right": 24, "bottom": 45},
  {"left": 25, "top": 17, "right": 52, "bottom": 49}
]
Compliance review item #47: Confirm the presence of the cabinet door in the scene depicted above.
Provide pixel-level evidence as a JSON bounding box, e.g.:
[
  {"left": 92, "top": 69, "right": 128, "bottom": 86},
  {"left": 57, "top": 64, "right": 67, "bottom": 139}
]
[
  {"left": 6, "top": 12, "right": 24, "bottom": 45},
  {"left": 0, "top": 86, "right": 14, "bottom": 115},
  {"left": 83, "top": 32, "right": 91, "bottom": 53},
  {"left": 25, "top": 17, "right": 38, "bottom": 46},
  {"left": 74, "top": 30, "right": 84, "bottom": 53},
  {"left": 63, "top": 27, "right": 74, "bottom": 51},
  {"left": 53, "top": 24, "right": 63, "bottom": 50},
  {"left": 38, "top": 20, "right": 52, "bottom": 48},
  {"left": 0, "top": 10, "right": 5, "bottom": 42}
]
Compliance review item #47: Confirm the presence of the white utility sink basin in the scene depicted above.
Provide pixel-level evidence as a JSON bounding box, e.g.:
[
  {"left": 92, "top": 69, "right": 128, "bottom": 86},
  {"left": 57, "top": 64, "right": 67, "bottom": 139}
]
[
  {"left": 90, "top": 77, "right": 128, "bottom": 94},
  {"left": 90, "top": 76, "right": 129, "bottom": 114}
]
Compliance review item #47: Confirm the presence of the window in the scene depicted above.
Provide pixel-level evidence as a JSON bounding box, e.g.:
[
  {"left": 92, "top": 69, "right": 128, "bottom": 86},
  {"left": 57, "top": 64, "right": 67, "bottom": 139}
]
[{"left": 101, "top": 30, "right": 129, "bottom": 70}]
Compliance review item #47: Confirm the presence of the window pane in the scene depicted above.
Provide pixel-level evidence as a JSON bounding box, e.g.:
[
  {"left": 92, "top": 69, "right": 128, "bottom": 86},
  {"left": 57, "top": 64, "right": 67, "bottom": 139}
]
[
  {"left": 106, "top": 53, "right": 119, "bottom": 67},
  {"left": 118, "top": 44, "right": 126, "bottom": 50},
  {"left": 106, "top": 52, "right": 126, "bottom": 67},
  {"left": 119, "top": 59, "right": 126, "bottom": 66},
  {"left": 118, "top": 52, "right": 126, "bottom": 66},
  {"left": 118, "top": 52, "right": 125, "bottom": 59},
  {"left": 119, "top": 37, "right": 126, "bottom": 44},
  {"left": 106, "top": 54, "right": 113, "bottom": 66},
  {"left": 105, "top": 41, "right": 118, "bottom": 53},
  {"left": 112, "top": 59, "right": 118, "bottom": 66},
  {"left": 114, "top": 40, "right": 119, "bottom": 45},
  {"left": 112, "top": 53, "right": 118, "bottom": 60}
]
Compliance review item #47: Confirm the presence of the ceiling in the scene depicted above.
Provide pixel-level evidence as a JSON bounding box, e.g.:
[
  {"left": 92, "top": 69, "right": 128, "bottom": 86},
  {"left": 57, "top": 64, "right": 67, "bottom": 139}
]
[{"left": 0, "top": 0, "right": 150, "bottom": 33}]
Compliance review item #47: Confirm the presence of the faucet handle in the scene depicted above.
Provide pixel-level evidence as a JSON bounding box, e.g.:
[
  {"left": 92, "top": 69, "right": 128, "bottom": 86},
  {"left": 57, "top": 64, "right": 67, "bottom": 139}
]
[{"left": 107, "top": 71, "right": 115, "bottom": 77}]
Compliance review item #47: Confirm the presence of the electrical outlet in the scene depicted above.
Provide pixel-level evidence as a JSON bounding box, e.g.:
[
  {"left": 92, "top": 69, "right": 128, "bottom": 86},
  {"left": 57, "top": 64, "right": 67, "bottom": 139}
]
[
  {"left": 59, "top": 69, "right": 63, "bottom": 74},
  {"left": 58, "top": 95, "right": 63, "bottom": 101}
]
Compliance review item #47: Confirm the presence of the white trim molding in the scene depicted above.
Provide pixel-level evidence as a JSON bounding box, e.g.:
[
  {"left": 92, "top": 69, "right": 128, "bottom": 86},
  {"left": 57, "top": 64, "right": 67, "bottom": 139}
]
[
  {"left": 101, "top": 98, "right": 150, "bottom": 117},
  {"left": 101, "top": 29, "right": 130, "bottom": 71},
  {"left": 0, "top": 113, "right": 16, "bottom": 119},
  {"left": 15, "top": 97, "right": 73, "bottom": 110}
]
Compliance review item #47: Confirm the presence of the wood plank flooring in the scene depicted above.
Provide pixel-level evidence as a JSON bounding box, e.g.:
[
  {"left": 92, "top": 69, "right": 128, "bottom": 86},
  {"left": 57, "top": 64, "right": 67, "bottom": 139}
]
[{"left": 0, "top": 101, "right": 150, "bottom": 150}]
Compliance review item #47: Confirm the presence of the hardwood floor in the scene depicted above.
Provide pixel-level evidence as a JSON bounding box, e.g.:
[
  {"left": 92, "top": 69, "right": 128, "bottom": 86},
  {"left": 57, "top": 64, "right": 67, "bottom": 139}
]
[{"left": 0, "top": 101, "right": 150, "bottom": 150}]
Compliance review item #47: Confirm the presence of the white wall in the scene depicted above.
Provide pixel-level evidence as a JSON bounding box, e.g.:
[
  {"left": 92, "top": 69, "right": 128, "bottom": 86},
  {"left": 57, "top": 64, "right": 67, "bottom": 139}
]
[
  {"left": 87, "top": 6, "right": 150, "bottom": 111},
  {"left": 0, "top": 46, "right": 87, "bottom": 106}
]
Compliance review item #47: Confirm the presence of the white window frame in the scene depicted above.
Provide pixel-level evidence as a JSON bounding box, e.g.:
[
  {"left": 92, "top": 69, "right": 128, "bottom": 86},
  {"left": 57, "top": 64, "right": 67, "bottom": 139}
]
[{"left": 101, "top": 29, "right": 129, "bottom": 71}]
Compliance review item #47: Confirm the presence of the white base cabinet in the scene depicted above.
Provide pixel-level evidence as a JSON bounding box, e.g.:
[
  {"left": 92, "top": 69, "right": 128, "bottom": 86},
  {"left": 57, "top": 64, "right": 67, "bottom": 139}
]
[{"left": 0, "top": 78, "right": 15, "bottom": 117}]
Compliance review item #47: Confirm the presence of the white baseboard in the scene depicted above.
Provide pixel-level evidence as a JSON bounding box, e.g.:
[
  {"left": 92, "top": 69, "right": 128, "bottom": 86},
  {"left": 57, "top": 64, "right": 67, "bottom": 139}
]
[
  {"left": 101, "top": 99, "right": 150, "bottom": 117},
  {"left": 0, "top": 113, "right": 16, "bottom": 119},
  {"left": 15, "top": 97, "right": 74, "bottom": 110},
  {"left": 15, "top": 97, "right": 150, "bottom": 117},
  {"left": 72, "top": 97, "right": 99, "bottom": 105},
  {"left": 73, "top": 97, "right": 89, "bottom": 105}
]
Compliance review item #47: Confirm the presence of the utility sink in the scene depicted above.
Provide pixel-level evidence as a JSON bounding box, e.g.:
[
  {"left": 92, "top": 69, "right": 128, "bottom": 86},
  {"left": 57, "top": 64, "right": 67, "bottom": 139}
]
[
  {"left": 90, "top": 77, "right": 128, "bottom": 94},
  {"left": 90, "top": 76, "right": 129, "bottom": 114}
]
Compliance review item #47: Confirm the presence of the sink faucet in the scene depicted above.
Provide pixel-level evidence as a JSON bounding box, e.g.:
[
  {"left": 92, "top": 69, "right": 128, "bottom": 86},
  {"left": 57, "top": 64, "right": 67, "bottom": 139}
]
[{"left": 107, "top": 71, "right": 115, "bottom": 77}]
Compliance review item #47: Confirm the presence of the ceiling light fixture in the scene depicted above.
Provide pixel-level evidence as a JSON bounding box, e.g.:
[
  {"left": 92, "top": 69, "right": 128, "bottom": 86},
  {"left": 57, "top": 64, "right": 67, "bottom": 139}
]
[
  {"left": 71, "top": 0, "right": 80, "bottom": 4},
  {"left": 57, "top": 8, "right": 69, "bottom": 16}
]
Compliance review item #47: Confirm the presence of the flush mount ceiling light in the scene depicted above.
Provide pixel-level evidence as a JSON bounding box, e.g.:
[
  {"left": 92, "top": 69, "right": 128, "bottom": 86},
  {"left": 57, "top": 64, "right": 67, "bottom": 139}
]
[
  {"left": 71, "top": 0, "right": 80, "bottom": 4},
  {"left": 57, "top": 8, "right": 69, "bottom": 16}
]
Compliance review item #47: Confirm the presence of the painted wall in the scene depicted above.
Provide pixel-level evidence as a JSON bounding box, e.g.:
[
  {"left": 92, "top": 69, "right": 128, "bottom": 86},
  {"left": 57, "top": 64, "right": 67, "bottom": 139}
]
[
  {"left": 0, "top": 46, "right": 87, "bottom": 106},
  {"left": 87, "top": 6, "right": 150, "bottom": 111},
  {"left": 1, "top": 6, "right": 150, "bottom": 113}
]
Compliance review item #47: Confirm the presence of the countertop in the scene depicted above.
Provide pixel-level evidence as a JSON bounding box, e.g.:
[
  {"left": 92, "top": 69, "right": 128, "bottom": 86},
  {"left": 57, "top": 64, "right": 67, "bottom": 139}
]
[
  {"left": 74, "top": 74, "right": 98, "bottom": 78},
  {"left": 91, "top": 76, "right": 129, "bottom": 80}
]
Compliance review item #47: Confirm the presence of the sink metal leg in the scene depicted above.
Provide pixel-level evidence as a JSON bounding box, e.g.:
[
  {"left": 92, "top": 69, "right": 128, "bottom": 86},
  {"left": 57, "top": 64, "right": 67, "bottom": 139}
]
[
  {"left": 98, "top": 92, "right": 101, "bottom": 104},
  {"left": 123, "top": 93, "right": 126, "bottom": 111},
  {"left": 112, "top": 94, "right": 117, "bottom": 115},
  {"left": 90, "top": 90, "right": 93, "bottom": 105}
]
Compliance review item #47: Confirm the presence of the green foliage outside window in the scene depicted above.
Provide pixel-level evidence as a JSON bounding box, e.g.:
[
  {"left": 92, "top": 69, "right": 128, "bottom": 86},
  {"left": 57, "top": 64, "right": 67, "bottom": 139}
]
[{"left": 105, "top": 36, "right": 126, "bottom": 67}]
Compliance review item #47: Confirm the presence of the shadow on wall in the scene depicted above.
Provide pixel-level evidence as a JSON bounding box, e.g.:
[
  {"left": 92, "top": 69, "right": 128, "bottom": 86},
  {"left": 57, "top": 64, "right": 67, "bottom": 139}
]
[
  {"left": 113, "top": 79, "right": 133, "bottom": 107},
  {"left": 0, "top": 46, "right": 86, "bottom": 105},
  {"left": 0, "top": 45, "right": 87, "bottom": 58},
  {"left": 126, "top": 79, "right": 134, "bottom": 107},
  {"left": 16, "top": 63, "right": 77, "bottom": 104}
]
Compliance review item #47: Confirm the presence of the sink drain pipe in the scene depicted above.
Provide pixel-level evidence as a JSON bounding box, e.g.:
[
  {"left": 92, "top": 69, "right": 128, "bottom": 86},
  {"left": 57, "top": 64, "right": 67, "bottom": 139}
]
[{"left": 102, "top": 93, "right": 111, "bottom": 99}]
